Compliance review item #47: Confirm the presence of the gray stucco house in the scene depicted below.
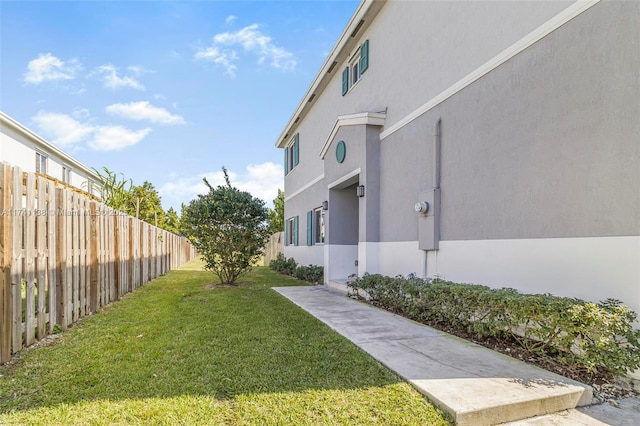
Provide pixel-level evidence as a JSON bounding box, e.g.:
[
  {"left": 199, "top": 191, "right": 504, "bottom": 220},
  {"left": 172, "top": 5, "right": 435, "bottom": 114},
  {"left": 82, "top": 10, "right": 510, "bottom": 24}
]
[{"left": 276, "top": 0, "right": 639, "bottom": 314}]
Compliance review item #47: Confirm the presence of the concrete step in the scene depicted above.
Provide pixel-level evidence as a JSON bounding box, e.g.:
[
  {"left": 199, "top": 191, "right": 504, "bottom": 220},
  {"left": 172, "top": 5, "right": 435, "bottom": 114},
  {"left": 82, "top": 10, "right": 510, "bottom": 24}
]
[
  {"left": 274, "top": 285, "right": 593, "bottom": 426},
  {"left": 499, "top": 409, "right": 609, "bottom": 425}
]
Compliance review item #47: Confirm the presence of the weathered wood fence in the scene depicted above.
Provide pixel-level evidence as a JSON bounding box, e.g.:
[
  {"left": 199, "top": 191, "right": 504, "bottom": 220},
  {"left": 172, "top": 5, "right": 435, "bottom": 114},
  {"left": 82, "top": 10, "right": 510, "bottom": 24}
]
[{"left": 0, "top": 163, "right": 196, "bottom": 363}]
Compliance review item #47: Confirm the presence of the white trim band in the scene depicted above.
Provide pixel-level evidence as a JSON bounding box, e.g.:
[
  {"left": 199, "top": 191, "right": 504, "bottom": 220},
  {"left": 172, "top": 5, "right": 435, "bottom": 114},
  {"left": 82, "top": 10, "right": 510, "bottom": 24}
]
[
  {"left": 320, "top": 112, "right": 386, "bottom": 159},
  {"left": 284, "top": 174, "right": 325, "bottom": 202},
  {"left": 380, "top": 0, "right": 600, "bottom": 140}
]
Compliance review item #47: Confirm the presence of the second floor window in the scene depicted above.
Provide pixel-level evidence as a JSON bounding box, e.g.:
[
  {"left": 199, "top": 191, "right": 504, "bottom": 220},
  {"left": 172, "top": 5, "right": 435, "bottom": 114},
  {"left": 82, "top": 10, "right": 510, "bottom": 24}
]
[
  {"left": 62, "top": 166, "right": 71, "bottom": 184},
  {"left": 284, "top": 133, "right": 299, "bottom": 175},
  {"left": 35, "top": 152, "right": 47, "bottom": 174}
]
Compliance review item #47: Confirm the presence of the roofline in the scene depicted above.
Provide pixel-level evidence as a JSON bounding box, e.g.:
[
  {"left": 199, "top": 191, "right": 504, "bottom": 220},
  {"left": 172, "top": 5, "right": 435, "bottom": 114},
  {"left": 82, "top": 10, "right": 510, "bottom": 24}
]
[
  {"left": 0, "top": 110, "right": 102, "bottom": 182},
  {"left": 275, "top": 0, "right": 387, "bottom": 148}
]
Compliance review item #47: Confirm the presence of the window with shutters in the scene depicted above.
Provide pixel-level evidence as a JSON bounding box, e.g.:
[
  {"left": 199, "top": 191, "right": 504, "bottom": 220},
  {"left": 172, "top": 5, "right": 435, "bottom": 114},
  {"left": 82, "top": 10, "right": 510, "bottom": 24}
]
[
  {"left": 306, "top": 208, "right": 325, "bottom": 246},
  {"left": 342, "top": 40, "right": 369, "bottom": 96},
  {"left": 285, "top": 216, "right": 299, "bottom": 246},
  {"left": 284, "top": 133, "right": 300, "bottom": 175}
]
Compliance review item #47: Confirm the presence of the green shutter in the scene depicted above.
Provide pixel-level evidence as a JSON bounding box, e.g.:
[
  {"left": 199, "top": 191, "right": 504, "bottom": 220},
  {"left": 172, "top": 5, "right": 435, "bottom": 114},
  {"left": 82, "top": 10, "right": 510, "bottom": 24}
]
[
  {"left": 284, "top": 148, "right": 289, "bottom": 175},
  {"left": 342, "top": 67, "right": 349, "bottom": 96},
  {"left": 360, "top": 40, "right": 369, "bottom": 74},
  {"left": 293, "top": 216, "right": 299, "bottom": 246},
  {"left": 293, "top": 133, "right": 299, "bottom": 167},
  {"left": 284, "top": 220, "right": 289, "bottom": 246},
  {"left": 306, "top": 210, "right": 313, "bottom": 246}
]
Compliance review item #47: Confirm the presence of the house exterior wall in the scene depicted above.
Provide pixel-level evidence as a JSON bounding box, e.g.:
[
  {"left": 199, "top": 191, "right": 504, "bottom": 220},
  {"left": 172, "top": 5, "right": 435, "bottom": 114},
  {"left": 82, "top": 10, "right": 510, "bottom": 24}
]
[
  {"left": 279, "top": 1, "right": 640, "bottom": 313},
  {"left": 0, "top": 112, "right": 101, "bottom": 195}
]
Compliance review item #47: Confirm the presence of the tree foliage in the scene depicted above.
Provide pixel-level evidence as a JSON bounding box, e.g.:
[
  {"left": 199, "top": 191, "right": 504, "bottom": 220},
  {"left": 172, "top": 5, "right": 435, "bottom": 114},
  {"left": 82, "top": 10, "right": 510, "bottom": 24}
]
[
  {"left": 93, "top": 167, "right": 178, "bottom": 233},
  {"left": 267, "top": 189, "right": 284, "bottom": 234},
  {"left": 93, "top": 167, "right": 132, "bottom": 211},
  {"left": 182, "top": 168, "right": 271, "bottom": 284}
]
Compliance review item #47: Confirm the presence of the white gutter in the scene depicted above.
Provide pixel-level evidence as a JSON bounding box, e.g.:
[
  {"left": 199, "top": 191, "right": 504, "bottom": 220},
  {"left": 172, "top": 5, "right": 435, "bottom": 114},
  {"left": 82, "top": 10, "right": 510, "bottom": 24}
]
[
  {"left": 274, "top": 0, "right": 387, "bottom": 148},
  {"left": 0, "top": 110, "right": 101, "bottom": 182}
]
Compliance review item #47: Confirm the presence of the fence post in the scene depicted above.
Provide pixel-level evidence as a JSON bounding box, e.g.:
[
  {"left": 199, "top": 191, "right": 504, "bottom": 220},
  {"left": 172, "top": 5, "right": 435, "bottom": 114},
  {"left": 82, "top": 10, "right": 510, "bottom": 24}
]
[
  {"left": 0, "top": 164, "right": 13, "bottom": 363},
  {"left": 89, "top": 201, "right": 98, "bottom": 313},
  {"left": 47, "top": 180, "right": 56, "bottom": 333},
  {"left": 56, "top": 187, "right": 68, "bottom": 330}
]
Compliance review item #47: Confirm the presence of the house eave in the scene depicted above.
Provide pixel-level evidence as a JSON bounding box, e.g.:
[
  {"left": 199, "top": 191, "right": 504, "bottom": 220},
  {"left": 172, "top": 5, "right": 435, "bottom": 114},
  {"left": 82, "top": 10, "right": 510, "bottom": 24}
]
[
  {"left": 0, "top": 110, "right": 102, "bottom": 182},
  {"left": 275, "top": 0, "right": 387, "bottom": 149},
  {"left": 319, "top": 111, "right": 386, "bottom": 159}
]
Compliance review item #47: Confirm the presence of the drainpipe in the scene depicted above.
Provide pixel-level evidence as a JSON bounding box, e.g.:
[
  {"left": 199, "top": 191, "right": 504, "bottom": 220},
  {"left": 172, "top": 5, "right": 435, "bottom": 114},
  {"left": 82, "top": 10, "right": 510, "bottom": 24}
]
[
  {"left": 434, "top": 118, "right": 441, "bottom": 190},
  {"left": 425, "top": 118, "right": 442, "bottom": 279}
]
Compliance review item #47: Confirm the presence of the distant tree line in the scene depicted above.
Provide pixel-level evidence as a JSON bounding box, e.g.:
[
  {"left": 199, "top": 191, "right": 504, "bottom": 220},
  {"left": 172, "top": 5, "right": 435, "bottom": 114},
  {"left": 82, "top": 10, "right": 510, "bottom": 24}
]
[
  {"left": 92, "top": 167, "right": 181, "bottom": 234},
  {"left": 93, "top": 166, "right": 284, "bottom": 239}
]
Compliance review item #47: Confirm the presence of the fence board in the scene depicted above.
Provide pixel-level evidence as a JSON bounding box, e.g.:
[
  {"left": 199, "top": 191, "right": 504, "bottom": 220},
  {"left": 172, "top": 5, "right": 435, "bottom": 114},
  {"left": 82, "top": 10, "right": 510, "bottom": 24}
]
[
  {"left": 36, "top": 176, "right": 47, "bottom": 339},
  {"left": 47, "top": 180, "right": 56, "bottom": 333},
  {"left": 0, "top": 164, "right": 13, "bottom": 362},
  {"left": 0, "top": 164, "right": 195, "bottom": 359}
]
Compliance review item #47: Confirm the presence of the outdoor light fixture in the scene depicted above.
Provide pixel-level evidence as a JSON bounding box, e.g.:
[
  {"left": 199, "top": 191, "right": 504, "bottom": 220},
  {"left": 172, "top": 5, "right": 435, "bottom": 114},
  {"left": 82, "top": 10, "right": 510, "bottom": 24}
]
[
  {"left": 322, "top": 200, "right": 329, "bottom": 210},
  {"left": 356, "top": 185, "right": 365, "bottom": 197}
]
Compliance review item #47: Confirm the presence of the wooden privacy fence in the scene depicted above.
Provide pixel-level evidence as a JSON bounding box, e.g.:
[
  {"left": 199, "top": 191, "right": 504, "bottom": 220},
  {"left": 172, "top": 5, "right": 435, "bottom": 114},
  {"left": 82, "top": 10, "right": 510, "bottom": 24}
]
[{"left": 0, "top": 163, "right": 196, "bottom": 363}]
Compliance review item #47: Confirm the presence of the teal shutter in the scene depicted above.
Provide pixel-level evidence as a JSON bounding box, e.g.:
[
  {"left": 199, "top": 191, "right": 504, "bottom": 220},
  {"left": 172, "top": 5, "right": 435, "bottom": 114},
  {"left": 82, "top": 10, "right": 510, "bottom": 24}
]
[
  {"left": 342, "top": 67, "right": 349, "bottom": 96},
  {"left": 360, "top": 40, "right": 369, "bottom": 74},
  {"left": 284, "top": 220, "right": 289, "bottom": 246},
  {"left": 284, "top": 148, "right": 289, "bottom": 175},
  {"left": 306, "top": 210, "right": 313, "bottom": 246},
  {"left": 293, "top": 216, "right": 299, "bottom": 246},
  {"left": 293, "top": 134, "right": 299, "bottom": 167}
]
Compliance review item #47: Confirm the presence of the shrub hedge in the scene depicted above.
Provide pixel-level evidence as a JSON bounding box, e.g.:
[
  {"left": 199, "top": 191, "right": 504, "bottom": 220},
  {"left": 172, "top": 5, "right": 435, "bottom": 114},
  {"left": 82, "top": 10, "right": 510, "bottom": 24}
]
[
  {"left": 347, "top": 273, "right": 640, "bottom": 381},
  {"left": 269, "top": 254, "right": 324, "bottom": 284}
]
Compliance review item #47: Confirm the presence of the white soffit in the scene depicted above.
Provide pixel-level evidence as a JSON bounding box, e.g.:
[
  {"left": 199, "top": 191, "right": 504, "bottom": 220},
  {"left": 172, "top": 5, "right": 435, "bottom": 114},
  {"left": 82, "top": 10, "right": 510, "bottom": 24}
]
[{"left": 319, "top": 112, "right": 386, "bottom": 159}]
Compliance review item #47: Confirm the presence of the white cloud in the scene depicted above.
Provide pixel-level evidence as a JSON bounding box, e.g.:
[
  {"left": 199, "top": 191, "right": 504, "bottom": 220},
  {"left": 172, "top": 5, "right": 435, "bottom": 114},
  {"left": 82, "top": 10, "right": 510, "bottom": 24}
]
[
  {"left": 32, "top": 111, "right": 94, "bottom": 147},
  {"left": 23, "top": 53, "right": 82, "bottom": 84},
  {"left": 32, "top": 110, "right": 151, "bottom": 151},
  {"left": 106, "top": 101, "right": 185, "bottom": 125},
  {"left": 195, "top": 23, "right": 296, "bottom": 76},
  {"left": 160, "top": 162, "right": 284, "bottom": 208},
  {"left": 225, "top": 15, "right": 237, "bottom": 25},
  {"left": 88, "top": 126, "right": 151, "bottom": 151},
  {"left": 194, "top": 46, "right": 238, "bottom": 77},
  {"left": 96, "top": 64, "right": 145, "bottom": 90}
]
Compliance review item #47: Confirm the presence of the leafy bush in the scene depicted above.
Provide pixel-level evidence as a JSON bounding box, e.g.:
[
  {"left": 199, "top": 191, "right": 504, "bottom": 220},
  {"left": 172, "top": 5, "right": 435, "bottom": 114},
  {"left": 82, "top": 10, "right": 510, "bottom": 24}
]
[
  {"left": 294, "top": 265, "right": 324, "bottom": 284},
  {"left": 269, "top": 254, "right": 323, "bottom": 284},
  {"left": 348, "top": 273, "right": 640, "bottom": 381},
  {"left": 181, "top": 168, "right": 271, "bottom": 284},
  {"left": 269, "top": 253, "right": 298, "bottom": 276}
]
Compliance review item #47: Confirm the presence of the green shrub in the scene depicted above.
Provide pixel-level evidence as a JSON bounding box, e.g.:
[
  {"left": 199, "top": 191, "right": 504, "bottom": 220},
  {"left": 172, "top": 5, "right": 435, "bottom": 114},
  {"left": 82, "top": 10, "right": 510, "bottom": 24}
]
[
  {"left": 348, "top": 274, "right": 640, "bottom": 381},
  {"left": 269, "top": 253, "right": 298, "bottom": 276},
  {"left": 294, "top": 265, "right": 324, "bottom": 284},
  {"left": 270, "top": 254, "right": 324, "bottom": 284}
]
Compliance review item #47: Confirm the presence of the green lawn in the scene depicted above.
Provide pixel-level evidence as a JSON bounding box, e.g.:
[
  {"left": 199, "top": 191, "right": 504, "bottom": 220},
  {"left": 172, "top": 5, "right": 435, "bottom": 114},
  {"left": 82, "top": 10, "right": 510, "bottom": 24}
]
[{"left": 0, "top": 259, "right": 450, "bottom": 425}]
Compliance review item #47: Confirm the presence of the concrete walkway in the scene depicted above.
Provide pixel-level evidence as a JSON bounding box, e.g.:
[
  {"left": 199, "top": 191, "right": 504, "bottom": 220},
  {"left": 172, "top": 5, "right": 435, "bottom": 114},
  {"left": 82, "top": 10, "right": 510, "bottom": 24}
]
[{"left": 273, "top": 285, "right": 640, "bottom": 426}]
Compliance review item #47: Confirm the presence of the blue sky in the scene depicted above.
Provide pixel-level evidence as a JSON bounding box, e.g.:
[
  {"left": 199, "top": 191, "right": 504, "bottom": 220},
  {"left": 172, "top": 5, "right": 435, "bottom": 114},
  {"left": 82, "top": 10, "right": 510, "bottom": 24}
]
[{"left": 0, "top": 0, "right": 359, "bottom": 210}]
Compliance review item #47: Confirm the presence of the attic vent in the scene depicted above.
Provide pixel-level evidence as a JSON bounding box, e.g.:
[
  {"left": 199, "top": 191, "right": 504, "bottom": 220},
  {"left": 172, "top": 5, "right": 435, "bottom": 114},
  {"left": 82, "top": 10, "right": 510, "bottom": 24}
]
[
  {"left": 350, "top": 19, "right": 365, "bottom": 37},
  {"left": 294, "top": 116, "right": 301, "bottom": 124},
  {"left": 308, "top": 94, "right": 316, "bottom": 103},
  {"left": 327, "top": 61, "right": 338, "bottom": 73}
]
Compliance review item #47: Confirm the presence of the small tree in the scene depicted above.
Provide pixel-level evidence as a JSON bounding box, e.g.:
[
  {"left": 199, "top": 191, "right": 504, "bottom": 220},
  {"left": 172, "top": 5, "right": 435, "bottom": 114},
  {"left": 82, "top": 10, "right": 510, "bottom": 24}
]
[
  {"left": 267, "top": 189, "right": 284, "bottom": 234},
  {"left": 182, "top": 168, "right": 271, "bottom": 284}
]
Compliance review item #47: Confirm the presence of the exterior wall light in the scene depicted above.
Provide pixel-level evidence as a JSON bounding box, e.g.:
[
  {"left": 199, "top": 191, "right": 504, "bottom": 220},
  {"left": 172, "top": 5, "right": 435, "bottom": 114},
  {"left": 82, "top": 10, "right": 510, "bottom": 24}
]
[
  {"left": 356, "top": 185, "right": 365, "bottom": 197},
  {"left": 322, "top": 200, "right": 329, "bottom": 210}
]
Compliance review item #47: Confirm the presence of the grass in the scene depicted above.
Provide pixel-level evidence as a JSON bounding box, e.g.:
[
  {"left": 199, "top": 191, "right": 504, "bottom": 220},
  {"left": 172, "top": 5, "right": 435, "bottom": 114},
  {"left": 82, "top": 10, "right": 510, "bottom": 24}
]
[{"left": 0, "top": 258, "right": 450, "bottom": 425}]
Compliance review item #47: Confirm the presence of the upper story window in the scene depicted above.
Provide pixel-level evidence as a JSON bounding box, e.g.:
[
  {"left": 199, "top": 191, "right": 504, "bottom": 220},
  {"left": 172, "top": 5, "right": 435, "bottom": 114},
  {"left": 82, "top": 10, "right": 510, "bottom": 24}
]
[
  {"left": 284, "top": 133, "right": 299, "bottom": 175},
  {"left": 342, "top": 39, "right": 369, "bottom": 96},
  {"left": 35, "top": 152, "right": 47, "bottom": 175},
  {"left": 62, "top": 166, "right": 71, "bottom": 184}
]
